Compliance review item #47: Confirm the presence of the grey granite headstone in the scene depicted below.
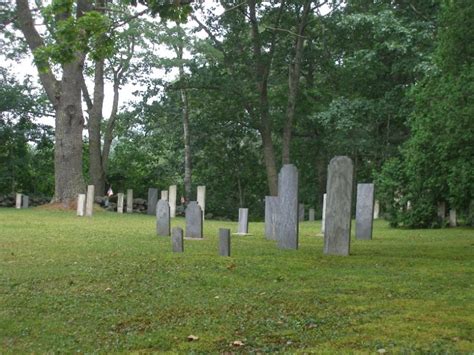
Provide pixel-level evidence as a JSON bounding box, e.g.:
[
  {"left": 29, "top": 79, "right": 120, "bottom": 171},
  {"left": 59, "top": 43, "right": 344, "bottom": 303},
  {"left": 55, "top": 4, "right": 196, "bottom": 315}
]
[
  {"left": 117, "top": 193, "right": 124, "bottom": 213},
  {"left": 373, "top": 199, "right": 380, "bottom": 219},
  {"left": 161, "top": 190, "right": 168, "bottom": 201},
  {"left": 156, "top": 200, "right": 170, "bottom": 236},
  {"left": 169, "top": 185, "right": 177, "bottom": 218},
  {"left": 237, "top": 208, "right": 249, "bottom": 234},
  {"left": 15, "top": 193, "right": 22, "bottom": 209},
  {"left": 449, "top": 209, "right": 457, "bottom": 227},
  {"left": 85, "top": 185, "right": 95, "bottom": 217},
  {"left": 299, "top": 204, "right": 305, "bottom": 222},
  {"left": 355, "top": 183, "right": 375, "bottom": 240},
  {"left": 185, "top": 201, "right": 203, "bottom": 238},
  {"left": 265, "top": 196, "right": 279, "bottom": 240},
  {"left": 219, "top": 228, "right": 231, "bottom": 256},
  {"left": 172, "top": 227, "right": 184, "bottom": 252},
  {"left": 276, "top": 164, "right": 299, "bottom": 249},
  {"left": 197, "top": 186, "right": 206, "bottom": 220},
  {"left": 309, "top": 208, "right": 315, "bottom": 221},
  {"left": 321, "top": 193, "right": 327, "bottom": 234},
  {"left": 126, "top": 189, "right": 133, "bottom": 213},
  {"left": 324, "top": 156, "right": 353, "bottom": 256},
  {"left": 77, "top": 194, "right": 86, "bottom": 217},
  {"left": 22, "top": 195, "right": 29, "bottom": 209},
  {"left": 147, "top": 188, "right": 158, "bottom": 216}
]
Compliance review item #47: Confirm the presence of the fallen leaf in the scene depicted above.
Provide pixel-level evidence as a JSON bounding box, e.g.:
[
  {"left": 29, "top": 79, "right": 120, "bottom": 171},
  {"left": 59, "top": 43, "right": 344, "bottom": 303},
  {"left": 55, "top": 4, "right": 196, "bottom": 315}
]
[
  {"left": 377, "top": 349, "right": 386, "bottom": 354},
  {"left": 105, "top": 287, "right": 112, "bottom": 292},
  {"left": 232, "top": 340, "right": 245, "bottom": 347},
  {"left": 187, "top": 335, "right": 199, "bottom": 341}
]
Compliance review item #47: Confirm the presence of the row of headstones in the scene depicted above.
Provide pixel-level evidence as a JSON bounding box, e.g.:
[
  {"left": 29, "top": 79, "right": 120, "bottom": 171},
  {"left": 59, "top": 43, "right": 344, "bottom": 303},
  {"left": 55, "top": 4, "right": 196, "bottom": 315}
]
[
  {"left": 299, "top": 200, "right": 380, "bottom": 223},
  {"left": 437, "top": 202, "right": 458, "bottom": 227},
  {"left": 167, "top": 227, "right": 231, "bottom": 256},
  {"left": 264, "top": 156, "right": 378, "bottom": 256},
  {"left": 14, "top": 193, "right": 29, "bottom": 209}
]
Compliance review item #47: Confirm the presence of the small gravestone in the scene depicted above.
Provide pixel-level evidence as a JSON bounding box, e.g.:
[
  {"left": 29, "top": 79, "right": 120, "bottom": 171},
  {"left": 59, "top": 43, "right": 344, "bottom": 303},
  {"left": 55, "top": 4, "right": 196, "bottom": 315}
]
[
  {"left": 276, "top": 164, "right": 299, "bottom": 249},
  {"left": 77, "top": 194, "right": 86, "bottom": 217},
  {"left": 355, "top": 183, "right": 375, "bottom": 240},
  {"left": 185, "top": 201, "right": 203, "bottom": 238},
  {"left": 437, "top": 202, "right": 446, "bottom": 221},
  {"left": 299, "top": 204, "right": 305, "bottom": 222},
  {"left": 172, "top": 227, "right": 184, "bottom": 252},
  {"left": 126, "top": 189, "right": 133, "bottom": 213},
  {"left": 86, "top": 185, "right": 95, "bottom": 217},
  {"left": 235, "top": 208, "right": 249, "bottom": 235},
  {"left": 321, "top": 193, "right": 327, "bottom": 234},
  {"left": 161, "top": 190, "right": 168, "bottom": 201},
  {"left": 147, "top": 188, "right": 158, "bottom": 216},
  {"left": 265, "top": 196, "right": 279, "bottom": 240},
  {"left": 169, "top": 185, "right": 177, "bottom": 218},
  {"left": 219, "top": 228, "right": 231, "bottom": 256},
  {"left": 309, "top": 208, "right": 315, "bottom": 221},
  {"left": 117, "top": 193, "right": 124, "bottom": 213},
  {"left": 22, "top": 195, "right": 29, "bottom": 209},
  {"left": 156, "top": 200, "right": 170, "bottom": 236},
  {"left": 15, "top": 193, "right": 22, "bottom": 209},
  {"left": 449, "top": 209, "right": 457, "bottom": 227},
  {"left": 324, "top": 156, "right": 353, "bottom": 256},
  {"left": 373, "top": 200, "right": 380, "bottom": 219},
  {"left": 197, "top": 186, "right": 206, "bottom": 220}
]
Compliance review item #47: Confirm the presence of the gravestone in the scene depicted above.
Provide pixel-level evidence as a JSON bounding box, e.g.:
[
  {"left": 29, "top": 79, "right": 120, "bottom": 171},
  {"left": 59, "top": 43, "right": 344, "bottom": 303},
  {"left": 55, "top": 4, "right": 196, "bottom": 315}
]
[
  {"left": 309, "top": 208, "right": 315, "bottom": 221},
  {"left": 373, "top": 200, "right": 380, "bottom": 219},
  {"left": 197, "top": 186, "right": 206, "bottom": 220},
  {"left": 449, "top": 209, "right": 457, "bottom": 227},
  {"left": 147, "top": 188, "right": 158, "bottom": 216},
  {"left": 299, "top": 204, "right": 305, "bottom": 222},
  {"left": 161, "top": 190, "right": 168, "bottom": 201},
  {"left": 437, "top": 202, "right": 446, "bottom": 221},
  {"left": 172, "top": 227, "right": 184, "bottom": 252},
  {"left": 117, "top": 193, "right": 124, "bottom": 213},
  {"left": 85, "top": 185, "right": 95, "bottom": 217},
  {"left": 236, "top": 208, "right": 249, "bottom": 234},
  {"left": 22, "top": 195, "right": 29, "bottom": 209},
  {"left": 355, "top": 183, "right": 375, "bottom": 240},
  {"left": 321, "top": 193, "right": 327, "bottom": 234},
  {"left": 324, "top": 156, "right": 353, "bottom": 256},
  {"left": 185, "top": 201, "right": 203, "bottom": 238},
  {"left": 219, "top": 228, "right": 231, "bottom": 256},
  {"left": 169, "top": 185, "right": 177, "bottom": 218},
  {"left": 276, "top": 164, "right": 299, "bottom": 249},
  {"left": 265, "top": 196, "right": 279, "bottom": 240},
  {"left": 77, "top": 194, "right": 86, "bottom": 217},
  {"left": 156, "top": 200, "right": 170, "bottom": 236},
  {"left": 15, "top": 193, "right": 22, "bottom": 209},
  {"left": 126, "top": 189, "right": 133, "bottom": 213},
  {"left": 407, "top": 200, "right": 412, "bottom": 210}
]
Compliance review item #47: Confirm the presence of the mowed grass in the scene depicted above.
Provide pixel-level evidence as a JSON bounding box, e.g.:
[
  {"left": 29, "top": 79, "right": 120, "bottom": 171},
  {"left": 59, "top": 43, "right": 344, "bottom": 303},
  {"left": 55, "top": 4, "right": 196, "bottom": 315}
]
[{"left": 0, "top": 208, "right": 473, "bottom": 353}]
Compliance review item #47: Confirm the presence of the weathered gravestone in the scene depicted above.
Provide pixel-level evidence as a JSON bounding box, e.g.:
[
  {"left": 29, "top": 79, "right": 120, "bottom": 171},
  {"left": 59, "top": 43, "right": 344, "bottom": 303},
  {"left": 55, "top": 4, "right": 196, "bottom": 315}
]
[
  {"left": 185, "top": 201, "right": 203, "bottom": 238},
  {"left": 236, "top": 208, "right": 249, "bottom": 235},
  {"left": 276, "top": 164, "right": 299, "bottom": 249},
  {"left": 309, "top": 208, "right": 315, "bottom": 221},
  {"left": 219, "top": 228, "right": 231, "bottom": 257},
  {"left": 265, "top": 196, "right": 279, "bottom": 240},
  {"left": 299, "top": 204, "right": 305, "bottom": 222},
  {"left": 85, "top": 185, "right": 95, "bottom": 217},
  {"left": 437, "top": 202, "right": 446, "bottom": 221},
  {"left": 355, "top": 183, "right": 375, "bottom": 240},
  {"left": 147, "top": 188, "right": 158, "bottom": 216},
  {"left": 449, "top": 209, "right": 457, "bottom": 227},
  {"left": 172, "top": 227, "right": 184, "bottom": 252},
  {"left": 169, "top": 185, "right": 177, "bottom": 218},
  {"left": 373, "top": 200, "right": 380, "bottom": 219},
  {"left": 117, "top": 193, "right": 124, "bottom": 213},
  {"left": 321, "top": 193, "right": 327, "bottom": 234},
  {"left": 156, "top": 200, "right": 170, "bottom": 236},
  {"left": 197, "top": 186, "right": 206, "bottom": 220},
  {"left": 15, "top": 193, "right": 22, "bottom": 209},
  {"left": 324, "top": 156, "right": 353, "bottom": 256},
  {"left": 161, "top": 190, "right": 168, "bottom": 201},
  {"left": 77, "top": 194, "right": 86, "bottom": 217},
  {"left": 22, "top": 195, "right": 29, "bottom": 209},
  {"left": 126, "top": 189, "right": 133, "bottom": 213}
]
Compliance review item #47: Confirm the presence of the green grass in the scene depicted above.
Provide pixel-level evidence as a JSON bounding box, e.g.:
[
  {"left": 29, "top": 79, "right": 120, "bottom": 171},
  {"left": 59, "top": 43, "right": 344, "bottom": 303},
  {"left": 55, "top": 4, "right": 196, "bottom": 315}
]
[{"left": 1, "top": 208, "right": 473, "bottom": 353}]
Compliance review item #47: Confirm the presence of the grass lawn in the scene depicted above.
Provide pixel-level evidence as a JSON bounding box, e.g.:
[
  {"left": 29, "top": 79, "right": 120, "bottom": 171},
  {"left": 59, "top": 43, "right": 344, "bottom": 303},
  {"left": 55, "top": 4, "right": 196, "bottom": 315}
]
[{"left": 1, "top": 208, "right": 473, "bottom": 353}]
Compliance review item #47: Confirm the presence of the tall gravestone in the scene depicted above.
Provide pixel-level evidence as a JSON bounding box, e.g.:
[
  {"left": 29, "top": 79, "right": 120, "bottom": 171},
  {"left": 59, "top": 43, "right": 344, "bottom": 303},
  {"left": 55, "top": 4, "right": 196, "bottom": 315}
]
[
  {"left": 77, "top": 194, "right": 86, "bottom": 217},
  {"left": 22, "top": 195, "right": 29, "bottom": 209},
  {"left": 219, "top": 228, "right": 231, "bottom": 257},
  {"left": 126, "top": 189, "right": 133, "bottom": 213},
  {"left": 324, "top": 156, "right": 353, "bottom": 256},
  {"left": 86, "top": 185, "right": 95, "bottom": 217},
  {"left": 117, "top": 193, "right": 124, "bottom": 213},
  {"left": 185, "top": 201, "right": 203, "bottom": 238},
  {"left": 321, "top": 193, "right": 327, "bottom": 234},
  {"left": 15, "top": 193, "right": 22, "bottom": 209},
  {"left": 373, "top": 200, "right": 380, "bottom": 219},
  {"left": 299, "top": 204, "right": 305, "bottom": 222},
  {"left": 169, "top": 185, "right": 177, "bottom": 218},
  {"left": 161, "top": 190, "right": 169, "bottom": 201},
  {"left": 355, "top": 183, "right": 375, "bottom": 240},
  {"left": 172, "top": 227, "right": 184, "bottom": 252},
  {"left": 156, "top": 200, "right": 170, "bottom": 236},
  {"left": 147, "top": 188, "right": 158, "bottom": 216},
  {"left": 309, "top": 208, "right": 315, "bottom": 221},
  {"left": 265, "top": 196, "right": 279, "bottom": 240},
  {"left": 237, "top": 208, "right": 249, "bottom": 234},
  {"left": 197, "top": 186, "right": 206, "bottom": 220},
  {"left": 276, "top": 164, "right": 299, "bottom": 249},
  {"left": 449, "top": 209, "right": 457, "bottom": 227}
]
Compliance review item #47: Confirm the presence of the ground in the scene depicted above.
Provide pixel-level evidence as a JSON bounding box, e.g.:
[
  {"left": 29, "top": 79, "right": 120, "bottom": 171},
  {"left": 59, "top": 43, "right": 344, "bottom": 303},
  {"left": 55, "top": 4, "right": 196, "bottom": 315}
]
[{"left": 0, "top": 208, "right": 473, "bottom": 353}]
